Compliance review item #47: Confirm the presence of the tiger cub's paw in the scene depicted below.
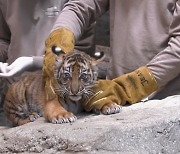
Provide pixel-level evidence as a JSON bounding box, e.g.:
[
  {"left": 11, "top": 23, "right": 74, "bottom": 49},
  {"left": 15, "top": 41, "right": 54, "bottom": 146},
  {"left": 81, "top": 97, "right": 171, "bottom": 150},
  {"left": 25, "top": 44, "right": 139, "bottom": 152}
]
[
  {"left": 101, "top": 103, "right": 121, "bottom": 115},
  {"left": 94, "top": 103, "right": 121, "bottom": 115},
  {"left": 29, "top": 112, "right": 42, "bottom": 122},
  {"left": 17, "top": 112, "right": 42, "bottom": 126},
  {"left": 49, "top": 112, "right": 77, "bottom": 124}
]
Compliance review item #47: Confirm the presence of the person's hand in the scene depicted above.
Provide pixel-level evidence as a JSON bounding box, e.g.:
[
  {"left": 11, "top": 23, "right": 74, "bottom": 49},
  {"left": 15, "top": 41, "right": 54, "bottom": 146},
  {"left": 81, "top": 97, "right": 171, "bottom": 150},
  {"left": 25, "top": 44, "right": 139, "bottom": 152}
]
[
  {"left": 0, "top": 62, "right": 8, "bottom": 73},
  {"left": 43, "top": 28, "right": 75, "bottom": 101},
  {"left": 45, "top": 28, "right": 75, "bottom": 54},
  {"left": 0, "top": 57, "right": 33, "bottom": 77},
  {"left": 83, "top": 66, "right": 158, "bottom": 112}
]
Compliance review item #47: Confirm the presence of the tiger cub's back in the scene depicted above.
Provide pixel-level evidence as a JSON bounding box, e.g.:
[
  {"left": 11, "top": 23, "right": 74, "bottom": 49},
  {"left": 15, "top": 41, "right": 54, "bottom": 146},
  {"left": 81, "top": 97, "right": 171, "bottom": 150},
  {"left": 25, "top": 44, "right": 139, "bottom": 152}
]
[{"left": 4, "top": 71, "right": 45, "bottom": 126}]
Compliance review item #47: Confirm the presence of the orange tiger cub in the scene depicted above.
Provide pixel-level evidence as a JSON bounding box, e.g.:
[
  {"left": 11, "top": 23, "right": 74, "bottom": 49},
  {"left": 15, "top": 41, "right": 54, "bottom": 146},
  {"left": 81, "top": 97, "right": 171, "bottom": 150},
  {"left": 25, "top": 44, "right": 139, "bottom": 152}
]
[
  {"left": 3, "top": 50, "right": 100, "bottom": 126},
  {"left": 4, "top": 49, "right": 121, "bottom": 126}
]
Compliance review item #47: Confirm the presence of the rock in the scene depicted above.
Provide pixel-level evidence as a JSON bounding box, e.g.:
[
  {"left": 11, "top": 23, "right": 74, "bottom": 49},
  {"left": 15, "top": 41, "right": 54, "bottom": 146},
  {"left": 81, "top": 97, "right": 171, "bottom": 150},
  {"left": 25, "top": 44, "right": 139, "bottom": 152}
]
[{"left": 0, "top": 95, "right": 180, "bottom": 153}]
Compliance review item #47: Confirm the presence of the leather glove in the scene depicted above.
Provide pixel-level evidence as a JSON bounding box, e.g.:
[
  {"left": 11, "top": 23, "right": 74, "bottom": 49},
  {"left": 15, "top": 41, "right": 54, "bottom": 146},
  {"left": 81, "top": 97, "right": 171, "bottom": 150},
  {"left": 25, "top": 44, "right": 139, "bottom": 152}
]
[
  {"left": 83, "top": 66, "right": 158, "bottom": 112},
  {"left": 0, "top": 57, "right": 33, "bottom": 77},
  {"left": 43, "top": 28, "right": 75, "bottom": 101},
  {"left": 45, "top": 28, "right": 75, "bottom": 54}
]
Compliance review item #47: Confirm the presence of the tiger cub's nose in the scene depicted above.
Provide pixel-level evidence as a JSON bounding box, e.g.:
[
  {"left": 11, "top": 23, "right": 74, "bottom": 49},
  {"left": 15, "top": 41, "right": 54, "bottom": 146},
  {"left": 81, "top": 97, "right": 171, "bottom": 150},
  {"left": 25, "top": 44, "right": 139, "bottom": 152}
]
[
  {"left": 71, "top": 83, "right": 84, "bottom": 95},
  {"left": 71, "top": 87, "right": 79, "bottom": 95}
]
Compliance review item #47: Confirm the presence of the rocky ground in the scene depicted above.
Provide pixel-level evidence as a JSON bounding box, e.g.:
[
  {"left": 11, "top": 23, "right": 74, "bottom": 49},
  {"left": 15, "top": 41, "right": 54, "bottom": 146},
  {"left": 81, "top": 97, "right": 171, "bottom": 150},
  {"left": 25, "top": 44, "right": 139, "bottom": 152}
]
[{"left": 0, "top": 95, "right": 180, "bottom": 153}]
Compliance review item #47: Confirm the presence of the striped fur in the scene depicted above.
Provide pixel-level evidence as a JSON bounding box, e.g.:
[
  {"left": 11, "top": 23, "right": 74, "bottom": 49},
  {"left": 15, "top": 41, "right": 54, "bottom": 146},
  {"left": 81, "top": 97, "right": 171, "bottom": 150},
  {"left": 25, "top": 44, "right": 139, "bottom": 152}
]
[{"left": 3, "top": 50, "right": 100, "bottom": 126}]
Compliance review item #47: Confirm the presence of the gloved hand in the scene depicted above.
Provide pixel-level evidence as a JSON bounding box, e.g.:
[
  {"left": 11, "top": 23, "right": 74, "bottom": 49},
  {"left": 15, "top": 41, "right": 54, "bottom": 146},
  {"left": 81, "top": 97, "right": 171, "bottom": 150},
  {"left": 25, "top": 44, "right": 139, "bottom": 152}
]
[
  {"left": 45, "top": 28, "right": 75, "bottom": 54},
  {"left": 0, "top": 62, "right": 8, "bottom": 73},
  {"left": 0, "top": 57, "right": 33, "bottom": 77},
  {"left": 83, "top": 66, "right": 158, "bottom": 112},
  {"left": 43, "top": 28, "right": 75, "bottom": 101}
]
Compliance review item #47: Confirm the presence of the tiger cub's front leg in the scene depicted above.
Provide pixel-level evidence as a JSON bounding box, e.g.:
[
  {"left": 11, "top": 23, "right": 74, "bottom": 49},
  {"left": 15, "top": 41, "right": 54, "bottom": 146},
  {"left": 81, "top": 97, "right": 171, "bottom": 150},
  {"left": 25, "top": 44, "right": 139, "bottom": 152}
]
[{"left": 44, "top": 98, "right": 77, "bottom": 124}]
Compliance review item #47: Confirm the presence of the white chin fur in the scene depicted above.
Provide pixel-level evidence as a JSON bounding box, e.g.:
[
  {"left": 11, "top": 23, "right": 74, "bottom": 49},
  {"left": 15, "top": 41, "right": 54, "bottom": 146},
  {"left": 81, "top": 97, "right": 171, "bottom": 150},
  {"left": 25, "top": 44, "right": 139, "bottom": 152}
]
[{"left": 69, "top": 95, "right": 82, "bottom": 101}]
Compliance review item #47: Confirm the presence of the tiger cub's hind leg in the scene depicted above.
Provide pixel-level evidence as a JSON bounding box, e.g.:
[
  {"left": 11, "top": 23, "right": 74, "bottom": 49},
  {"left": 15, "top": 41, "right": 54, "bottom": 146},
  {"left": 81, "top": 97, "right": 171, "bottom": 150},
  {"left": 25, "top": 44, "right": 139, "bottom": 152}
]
[
  {"left": 29, "top": 112, "right": 41, "bottom": 122},
  {"left": 18, "top": 112, "right": 41, "bottom": 126},
  {"left": 10, "top": 114, "right": 31, "bottom": 126},
  {"left": 19, "top": 112, "right": 42, "bottom": 125},
  {"left": 4, "top": 91, "right": 43, "bottom": 126},
  {"left": 5, "top": 110, "right": 42, "bottom": 126}
]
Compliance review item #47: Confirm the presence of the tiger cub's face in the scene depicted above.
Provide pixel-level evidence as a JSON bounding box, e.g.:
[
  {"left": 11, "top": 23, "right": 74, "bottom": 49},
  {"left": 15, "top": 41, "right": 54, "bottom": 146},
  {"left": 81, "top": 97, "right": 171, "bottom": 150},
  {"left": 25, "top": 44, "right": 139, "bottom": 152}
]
[{"left": 53, "top": 50, "right": 102, "bottom": 102}]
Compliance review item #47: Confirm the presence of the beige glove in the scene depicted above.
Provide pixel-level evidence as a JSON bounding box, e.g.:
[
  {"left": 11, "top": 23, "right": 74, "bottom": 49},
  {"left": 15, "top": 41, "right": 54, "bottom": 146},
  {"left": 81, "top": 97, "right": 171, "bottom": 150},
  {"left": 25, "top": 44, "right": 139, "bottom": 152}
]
[
  {"left": 43, "top": 28, "right": 75, "bottom": 101},
  {"left": 83, "top": 66, "right": 158, "bottom": 112},
  {"left": 45, "top": 28, "right": 75, "bottom": 53}
]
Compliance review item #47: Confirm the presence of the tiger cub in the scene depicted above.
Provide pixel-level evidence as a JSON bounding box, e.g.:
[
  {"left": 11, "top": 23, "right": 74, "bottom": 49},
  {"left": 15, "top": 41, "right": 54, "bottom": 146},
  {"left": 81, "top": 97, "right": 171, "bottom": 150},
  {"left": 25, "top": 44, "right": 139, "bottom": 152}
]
[{"left": 3, "top": 50, "right": 120, "bottom": 126}]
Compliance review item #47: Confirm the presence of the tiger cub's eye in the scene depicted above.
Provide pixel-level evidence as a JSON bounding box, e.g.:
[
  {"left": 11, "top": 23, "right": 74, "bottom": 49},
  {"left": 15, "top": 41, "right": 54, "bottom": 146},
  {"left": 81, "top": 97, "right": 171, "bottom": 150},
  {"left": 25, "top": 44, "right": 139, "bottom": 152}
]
[
  {"left": 79, "top": 73, "right": 90, "bottom": 82},
  {"left": 61, "top": 73, "right": 71, "bottom": 83}
]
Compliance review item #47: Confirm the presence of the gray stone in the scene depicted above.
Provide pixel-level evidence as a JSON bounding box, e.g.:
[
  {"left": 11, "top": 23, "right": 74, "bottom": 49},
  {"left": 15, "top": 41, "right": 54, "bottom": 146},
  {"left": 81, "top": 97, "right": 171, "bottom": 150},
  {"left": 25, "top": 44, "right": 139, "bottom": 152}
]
[{"left": 0, "top": 95, "right": 180, "bottom": 153}]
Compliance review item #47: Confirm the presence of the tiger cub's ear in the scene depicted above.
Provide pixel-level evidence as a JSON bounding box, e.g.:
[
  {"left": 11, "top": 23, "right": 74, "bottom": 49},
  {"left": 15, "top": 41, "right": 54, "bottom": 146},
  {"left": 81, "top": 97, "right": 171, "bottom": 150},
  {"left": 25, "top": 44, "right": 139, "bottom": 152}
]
[
  {"left": 52, "top": 46, "right": 66, "bottom": 67},
  {"left": 51, "top": 46, "right": 65, "bottom": 56},
  {"left": 91, "top": 51, "right": 107, "bottom": 79},
  {"left": 92, "top": 51, "right": 106, "bottom": 65}
]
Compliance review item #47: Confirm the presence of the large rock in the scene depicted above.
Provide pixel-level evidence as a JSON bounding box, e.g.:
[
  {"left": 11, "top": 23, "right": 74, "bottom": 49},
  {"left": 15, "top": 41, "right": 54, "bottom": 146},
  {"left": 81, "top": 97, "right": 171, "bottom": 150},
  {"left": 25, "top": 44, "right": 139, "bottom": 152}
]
[{"left": 0, "top": 95, "right": 180, "bottom": 154}]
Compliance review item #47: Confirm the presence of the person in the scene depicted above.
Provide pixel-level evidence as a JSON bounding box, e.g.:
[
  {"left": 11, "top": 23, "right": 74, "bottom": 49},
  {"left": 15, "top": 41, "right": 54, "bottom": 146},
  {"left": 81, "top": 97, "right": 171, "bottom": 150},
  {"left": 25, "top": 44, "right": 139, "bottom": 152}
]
[
  {"left": 0, "top": 0, "right": 96, "bottom": 106},
  {"left": 42, "top": 0, "right": 180, "bottom": 111}
]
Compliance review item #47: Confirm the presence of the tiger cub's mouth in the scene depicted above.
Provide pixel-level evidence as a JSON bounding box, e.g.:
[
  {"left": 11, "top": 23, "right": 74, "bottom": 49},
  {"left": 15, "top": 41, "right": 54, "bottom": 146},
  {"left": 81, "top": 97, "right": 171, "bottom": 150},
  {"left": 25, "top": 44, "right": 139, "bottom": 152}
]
[{"left": 69, "top": 95, "right": 82, "bottom": 101}]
